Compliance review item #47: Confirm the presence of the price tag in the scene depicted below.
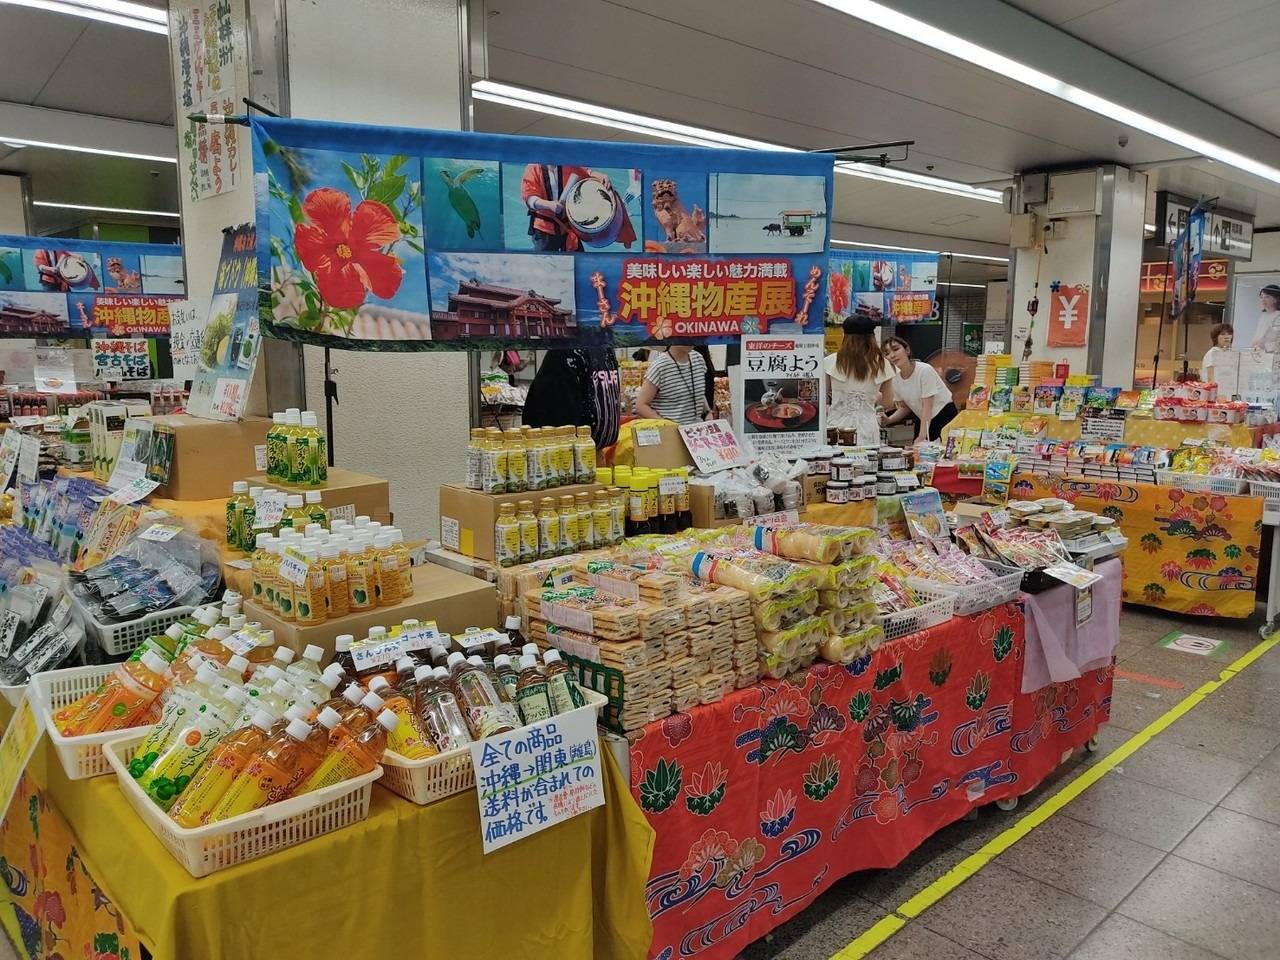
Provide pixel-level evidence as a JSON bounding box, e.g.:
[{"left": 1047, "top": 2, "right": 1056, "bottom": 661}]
[
  {"left": 254, "top": 444, "right": 268, "bottom": 471},
  {"left": 1075, "top": 584, "right": 1093, "bottom": 627},
  {"left": 277, "top": 546, "right": 311, "bottom": 588},
  {"left": 1043, "top": 562, "right": 1104, "bottom": 589},
  {"left": 658, "top": 476, "right": 682, "bottom": 496},
  {"left": 226, "top": 558, "right": 253, "bottom": 570},
  {"left": 139, "top": 523, "right": 184, "bottom": 542},
  {"left": 752, "top": 509, "right": 801, "bottom": 527},
  {"left": 0, "top": 430, "right": 21, "bottom": 490},
  {"left": 107, "top": 476, "right": 159, "bottom": 505},
  {"left": 223, "top": 630, "right": 260, "bottom": 656},
  {"left": 9, "top": 416, "right": 43, "bottom": 430},
  {"left": 16, "top": 435, "right": 40, "bottom": 483},
  {"left": 327, "top": 503, "right": 356, "bottom": 524},
  {"left": 399, "top": 621, "right": 441, "bottom": 653},
  {"left": 1103, "top": 529, "right": 1126, "bottom": 545},
  {"left": 352, "top": 639, "right": 403, "bottom": 670},
  {"left": 439, "top": 515, "right": 460, "bottom": 551},
  {"left": 212, "top": 377, "right": 246, "bottom": 419},
  {"left": 634, "top": 427, "right": 661, "bottom": 447},
  {"left": 254, "top": 492, "right": 287, "bottom": 528}
]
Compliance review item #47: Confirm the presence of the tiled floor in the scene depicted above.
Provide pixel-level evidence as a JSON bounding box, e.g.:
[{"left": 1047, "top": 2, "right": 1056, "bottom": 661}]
[{"left": 740, "top": 606, "right": 1280, "bottom": 960}]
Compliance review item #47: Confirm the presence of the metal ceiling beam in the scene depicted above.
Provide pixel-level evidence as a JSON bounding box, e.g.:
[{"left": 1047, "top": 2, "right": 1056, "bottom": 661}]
[{"left": 0, "top": 101, "right": 175, "bottom": 162}]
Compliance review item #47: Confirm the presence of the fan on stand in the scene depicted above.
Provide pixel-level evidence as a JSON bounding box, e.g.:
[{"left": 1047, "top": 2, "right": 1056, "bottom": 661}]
[{"left": 927, "top": 350, "right": 978, "bottom": 410}]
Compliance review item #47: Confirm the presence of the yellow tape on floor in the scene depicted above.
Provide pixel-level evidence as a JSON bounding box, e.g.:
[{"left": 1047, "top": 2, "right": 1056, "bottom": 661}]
[{"left": 828, "top": 631, "right": 1280, "bottom": 958}]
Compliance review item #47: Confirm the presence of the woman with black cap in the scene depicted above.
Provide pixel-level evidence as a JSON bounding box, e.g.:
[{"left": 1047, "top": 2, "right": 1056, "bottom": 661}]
[{"left": 823, "top": 315, "right": 894, "bottom": 446}]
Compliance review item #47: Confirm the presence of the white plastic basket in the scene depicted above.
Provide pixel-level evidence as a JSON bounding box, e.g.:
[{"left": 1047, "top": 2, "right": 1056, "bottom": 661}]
[
  {"left": 67, "top": 590, "right": 193, "bottom": 658},
  {"left": 1248, "top": 479, "right": 1280, "bottom": 517},
  {"left": 378, "top": 687, "right": 609, "bottom": 805},
  {"left": 908, "top": 560, "right": 1024, "bottom": 617},
  {"left": 875, "top": 587, "right": 955, "bottom": 642},
  {"left": 1154, "top": 470, "right": 1247, "bottom": 495},
  {"left": 102, "top": 732, "right": 380, "bottom": 878},
  {"left": 29, "top": 662, "right": 151, "bottom": 780}
]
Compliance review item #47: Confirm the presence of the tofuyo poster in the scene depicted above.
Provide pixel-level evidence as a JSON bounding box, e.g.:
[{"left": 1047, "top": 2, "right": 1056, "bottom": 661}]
[{"left": 251, "top": 116, "right": 833, "bottom": 350}]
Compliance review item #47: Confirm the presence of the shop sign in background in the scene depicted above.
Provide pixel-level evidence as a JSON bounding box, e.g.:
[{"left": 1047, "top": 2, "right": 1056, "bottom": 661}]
[
  {"left": 0, "top": 235, "right": 183, "bottom": 338},
  {"left": 252, "top": 116, "right": 833, "bottom": 349}
]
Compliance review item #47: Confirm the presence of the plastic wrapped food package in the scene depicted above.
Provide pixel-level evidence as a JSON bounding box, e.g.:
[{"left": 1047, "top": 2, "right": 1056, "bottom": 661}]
[{"left": 819, "top": 624, "right": 884, "bottom": 664}]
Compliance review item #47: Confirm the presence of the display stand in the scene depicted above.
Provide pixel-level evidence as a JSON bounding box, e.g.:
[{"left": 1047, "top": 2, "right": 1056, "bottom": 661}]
[{"left": 943, "top": 408, "right": 1254, "bottom": 448}]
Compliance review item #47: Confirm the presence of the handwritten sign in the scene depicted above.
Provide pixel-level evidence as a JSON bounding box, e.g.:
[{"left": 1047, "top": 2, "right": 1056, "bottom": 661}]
[
  {"left": 213, "top": 377, "right": 246, "bottom": 419},
  {"left": 254, "top": 491, "right": 286, "bottom": 528},
  {"left": 16, "top": 435, "right": 40, "bottom": 483},
  {"left": 277, "top": 546, "right": 311, "bottom": 588},
  {"left": 0, "top": 695, "right": 42, "bottom": 820},
  {"left": 634, "top": 427, "right": 662, "bottom": 447},
  {"left": 679, "top": 419, "right": 744, "bottom": 474},
  {"left": 167, "top": 298, "right": 203, "bottom": 381},
  {"left": 0, "top": 430, "right": 21, "bottom": 490},
  {"left": 351, "top": 638, "right": 403, "bottom": 671},
  {"left": 1079, "top": 410, "right": 1126, "bottom": 444},
  {"left": 91, "top": 338, "right": 151, "bottom": 380},
  {"left": 470, "top": 706, "right": 604, "bottom": 854}
]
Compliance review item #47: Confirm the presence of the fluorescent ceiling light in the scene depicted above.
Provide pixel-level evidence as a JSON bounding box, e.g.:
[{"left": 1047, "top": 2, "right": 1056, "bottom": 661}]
[
  {"left": 937, "top": 281, "right": 987, "bottom": 288},
  {"left": 947, "top": 252, "right": 1008, "bottom": 263},
  {"left": 473, "top": 79, "right": 1002, "bottom": 202},
  {"left": 0, "top": 0, "right": 166, "bottom": 33},
  {"left": 33, "top": 200, "right": 179, "bottom": 218},
  {"left": 0, "top": 136, "right": 174, "bottom": 164},
  {"left": 811, "top": 0, "right": 1280, "bottom": 186},
  {"left": 1144, "top": 223, "right": 1157, "bottom": 233},
  {"left": 832, "top": 239, "right": 1008, "bottom": 262}
]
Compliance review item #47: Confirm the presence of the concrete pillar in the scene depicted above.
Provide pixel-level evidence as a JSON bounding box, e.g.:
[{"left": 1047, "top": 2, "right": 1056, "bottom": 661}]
[
  {"left": 1008, "top": 165, "right": 1147, "bottom": 387},
  {"left": 0, "top": 174, "right": 29, "bottom": 234}
]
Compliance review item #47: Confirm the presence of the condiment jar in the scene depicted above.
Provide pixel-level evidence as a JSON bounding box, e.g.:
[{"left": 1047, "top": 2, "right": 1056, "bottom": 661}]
[
  {"left": 825, "top": 481, "right": 850, "bottom": 504},
  {"left": 831, "top": 456, "right": 854, "bottom": 482},
  {"left": 876, "top": 472, "right": 898, "bottom": 496}
]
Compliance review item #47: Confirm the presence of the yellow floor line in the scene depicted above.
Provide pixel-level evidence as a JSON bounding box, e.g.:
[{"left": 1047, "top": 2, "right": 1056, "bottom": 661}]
[{"left": 828, "top": 631, "right": 1280, "bottom": 960}]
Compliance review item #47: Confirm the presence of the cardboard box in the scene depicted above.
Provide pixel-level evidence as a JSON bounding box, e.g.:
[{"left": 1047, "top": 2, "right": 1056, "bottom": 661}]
[
  {"left": 802, "top": 474, "right": 827, "bottom": 507},
  {"left": 690, "top": 482, "right": 741, "bottom": 530},
  {"left": 145, "top": 414, "right": 269, "bottom": 501},
  {"left": 952, "top": 498, "right": 998, "bottom": 527},
  {"left": 628, "top": 422, "right": 695, "bottom": 470},
  {"left": 439, "top": 482, "right": 605, "bottom": 561},
  {"left": 244, "top": 468, "right": 391, "bottom": 525},
  {"left": 242, "top": 563, "right": 496, "bottom": 658}
]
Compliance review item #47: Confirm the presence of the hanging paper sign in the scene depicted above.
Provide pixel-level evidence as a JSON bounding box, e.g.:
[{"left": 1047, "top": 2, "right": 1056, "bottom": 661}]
[
  {"left": 251, "top": 115, "right": 833, "bottom": 350},
  {"left": 1047, "top": 283, "right": 1089, "bottom": 347},
  {"left": 470, "top": 706, "right": 605, "bottom": 854},
  {"left": 167, "top": 298, "right": 204, "bottom": 381},
  {"left": 33, "top": 347, "right": 77, "bottom": 394},
  {"left": 92, "top": 338, "right": 152, "bottom": 380},
  {"left": 0, "top": 695, "right": 42, "bottom": 820},
  {"left": 735, "top": 334, "right": 824, "bottom": 458},
  {"left": 188, "top": 225, "right": 261, "bottom": 421},
  {"left": 679, "top": 419, "right": 744, "bottom": 473},
  {"left": 16, "top": 435, "right": 39, "bottom": 483},
  {"left": 170, "top": 0, "right": 243, "bottom": 200}
]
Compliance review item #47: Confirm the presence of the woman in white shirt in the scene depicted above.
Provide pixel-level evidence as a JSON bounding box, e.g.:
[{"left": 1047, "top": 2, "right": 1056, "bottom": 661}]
[
  {"left": 823, "top": 315, "right": 893, "bottom": 445},
  {"left": 879, "top": 336, "right": 958, "bottom": 444},
  {"left": 1200, "top": 322, "right": 1233, "bottom": 384}
]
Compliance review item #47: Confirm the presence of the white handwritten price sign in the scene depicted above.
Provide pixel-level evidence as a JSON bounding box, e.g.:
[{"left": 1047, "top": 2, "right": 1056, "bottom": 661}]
[
  {"left": 16, "top": 435, "right": 40, "bottom": 483},
  {"left": 470, "top": 707, "right": 604, "bottom": 854},
  {"left": 678, "top": 420, "right": 743, "bottom": 474},
  {"left": 277, "top": 546, "right": 311, "bottom": 588},
  {"left": 0, "top": 430, "right": 21, "bottom": 490}
]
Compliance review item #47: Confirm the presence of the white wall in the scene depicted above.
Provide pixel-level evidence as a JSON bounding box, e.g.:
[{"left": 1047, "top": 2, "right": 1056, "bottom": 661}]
[
  {"left": 285, "top": 0, "right": 466, "bottom": 541},
  {"left": 1099, "top": 168, "right": 1147, "bottom": 389},
  {"left": 1011, "top": 206, "right": 1097, "bottom": 370},
  {"left": 0, "top": 175, "right": 26, "bottom": 234}
]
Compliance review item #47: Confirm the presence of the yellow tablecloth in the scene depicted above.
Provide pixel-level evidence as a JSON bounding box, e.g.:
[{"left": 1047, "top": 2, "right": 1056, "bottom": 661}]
[
  {"left": 799, "top": 499, "right": 875, "bottom": 527},
  {"left": 943, "top": 408, "right": 1254, "bottom": 448},
  {"left": 3, "top": 732, "right": 654, "bottom": 960},
  {"left": 1010, "top": 472, "right": 1262, "bottom": 618}
]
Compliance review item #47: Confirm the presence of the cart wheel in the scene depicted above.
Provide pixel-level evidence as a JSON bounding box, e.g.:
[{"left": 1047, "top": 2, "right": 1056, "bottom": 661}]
[
  {"left": 1261, "top": 622, "right": 1276, "bottom": 640},
  {"left": 1084, "top": 735, "right": 1101, "bottom": 753},
  {"left": 995, "top": 796, "right": 1019, "bottom": 812}
]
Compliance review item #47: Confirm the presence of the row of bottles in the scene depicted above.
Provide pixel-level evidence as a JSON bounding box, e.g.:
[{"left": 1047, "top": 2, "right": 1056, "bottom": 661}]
[
  {"left": 493, "top": 489, "right": 627, "bottom": 568},
  {"left": 624, "top": 467, "right": 693, "bottom": 537},
  {"left": 467, "top": 425, "right": 596, "bottom": 494},
  {"left": 265, "top": 408, "right": 328, "bottom": 486},
  {"left": 251, "top": 520, "right": 413, "bottom": 623},
  {"left": 226, "top": 483, "right": 328, "bottom": 551}
]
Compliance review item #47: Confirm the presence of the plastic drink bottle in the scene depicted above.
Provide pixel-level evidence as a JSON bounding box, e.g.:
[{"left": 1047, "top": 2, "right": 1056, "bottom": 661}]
[
  {"left": 298, "top": 708, "right": 398, "bottom": 794},
  {"left": 387, "top": 529, "right": 414, "bottom": 598},
  {"left": 226, "top": 481, "right": 254, "bottom": 552},
  {"left": 575, "top": 492, "right": 595, "bottom": 549},
  {"left": 494, "top": 505, "right": 519, "bottom": 569},
  {"left": 137, "top": 685, "right": 243, "bottom": 810},
  {"left": 592, "top": 491, "right": 613, "bottom": 547},
  {"left": 318, "top": 682, "right": 366, "bottom": 725},
  {"left": 505, "top": 429, "right": 528, "bottom": 493},
  {"left": 521, "top": 643, "right": 541, "bottom": 665},
  {"left": 57, "top": 650, "right": 170, "bottom": 735},
  {"left": 168, "top": 709, "right": 278, "bottom": 828},
  {"left": 373, "top": 533, "right": 403, "bottom": 605},
  {"left": 367, "top": 676, "right": 437, "bottom": 758},
  {"left": 574, "top": 425, "right": 596, "bottom": 483},
  {"left": 280, "top": 408, "right": 302, "bottom": 482},
  {"left": 209, "top": 717, "right": 315, "bottom": 821},
  {"left": 285, "top": 644, "right": 326, "bottom": 683},
  {"left": 130, "top": 663, "right": 228, "bottom": 777},
  {"left": 305, "top": 490, "right": 327, "bottom": 528},
  {"left": 557, "top": 494, "right": 579, "bottom": 553},
  {"left": 537, "top": 497, "right": 560, "bottom": 558},
  {"left": 266, "top": 412, "right": 287, "bottom": 480},
  {"left": 295, "top": 668, "right": 343, "bottom": 715},
  {"left": 297, "top": 410, "right": 327, "bottom": 485},
  {"left": 295, "top": 548, "right": 328, "bottom": 624},
  {"left": 447, "top": 652, "right": 518, "bottom": 739},
  {"left": 515, "top": 654, "right": 554, "bottom": 725},
  {"left": 492, "top": 655, "right": 519, "bottom": 703},
  {"left": 346, "top": 535, "right": 376, "bottom": 611},
  {"left": 249, "top": 646, "right": 295, "bottom": 683},
  {"left": 319, "top": 544, "right": 349, "bottom": 619},
  {"left": 412, "top": 666, "right": 472, "bottom": 753},
  {"left": 465, "top": 428, "right": 484, "bottom": 490},
  {"left": 543, "top": 649, "right": 584, "bottom": 713},
  {"left": 390, "top": 656, "right": 418, "bottom": 694},
  {"left": 272, "top": 543, "right": 296, "bottom": 622},
  {"left": 332, "top": 634, "right": 356, "bottom": 678}
]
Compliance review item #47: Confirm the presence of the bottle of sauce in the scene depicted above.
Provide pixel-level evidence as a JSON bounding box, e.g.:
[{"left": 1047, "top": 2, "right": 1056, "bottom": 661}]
[
  {"left": 676, "top": 468, "right": 694, "bottom": 530},
  {"left": 657, "top": 470, "right": 679, "bottom": 534},
  {"left": 626, "top": 477, "right": 650, "bottom": 537}
]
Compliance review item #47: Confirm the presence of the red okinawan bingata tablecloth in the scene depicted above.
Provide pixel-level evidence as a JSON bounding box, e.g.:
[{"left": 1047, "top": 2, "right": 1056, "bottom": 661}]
[{"left": 629, "top": 602, "right": 1112, "bottom": 960}]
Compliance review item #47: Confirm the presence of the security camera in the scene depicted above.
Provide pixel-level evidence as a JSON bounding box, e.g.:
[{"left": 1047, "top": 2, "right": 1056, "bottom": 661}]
[{"left": 1118, "top": 135, "right": 1129, "bottom": 148}]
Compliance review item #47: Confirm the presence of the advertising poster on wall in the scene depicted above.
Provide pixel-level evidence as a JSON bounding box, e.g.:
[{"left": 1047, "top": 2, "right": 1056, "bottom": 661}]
[
  {"left": 1046, "top": 282, "right": 1089, "bottom": 347},
  {"left": 826, "top": 249, "right": 940, "bottom": 351},
  {"left": 0, "top": 235, "right": 183, "bottom": 338},
  {"left": 188, "top": 225, "right": 261, "bottom": 420},
  {"left": 1230, "top": 271, "right": 1280, "bottom": 407},
  {"left": 252, "top": 116, "right": 833, "bottom": 349},
  {"left": 170, "top": 0, "right": 242, "bottom": 201},
  {"left": 734, "top": 334, "right": 824, "bottom": 458}
]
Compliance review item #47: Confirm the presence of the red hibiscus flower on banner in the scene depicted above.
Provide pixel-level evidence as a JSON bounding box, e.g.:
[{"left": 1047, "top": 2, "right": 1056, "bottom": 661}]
[
  {"left": 829, "top": 270, "right": 850, "bottom": 315},
  {"left": 295, "top": 187, "right": 404, "bottom": 309}
]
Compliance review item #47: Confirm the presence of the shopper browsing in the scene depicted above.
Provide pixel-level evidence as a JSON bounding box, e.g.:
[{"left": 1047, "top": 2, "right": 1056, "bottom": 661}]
[
  {"left": 1200, "top": 323, "right": 1234, "bottom": 384},
  {"left": 637, "top": 346, "right": 713, "bottom": 424},
  {"left": 879, "top": 336, "right": 957, "bottom": 444},
  {"left": 522, "top": 348, "right": 621, "bottom": 448},
  {"left": 824, "top": 315, "right": 893, "bottom": 446}
]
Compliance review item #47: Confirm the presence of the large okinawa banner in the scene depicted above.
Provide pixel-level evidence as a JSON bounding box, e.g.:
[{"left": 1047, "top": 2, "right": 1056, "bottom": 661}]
[
  {"left": 250, "top": 117, "right": 834, "bottom": 350},
  {"left": 0, "top": 236, "right": 184, "bottom": 338}
]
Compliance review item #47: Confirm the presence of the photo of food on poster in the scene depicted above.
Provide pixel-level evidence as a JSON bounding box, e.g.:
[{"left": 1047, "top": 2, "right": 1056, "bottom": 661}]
[
  {"left": 826, "top": 249, "right": 940, "bottom": 341},
  {"left": 734, "top": 334, "right": 825, "bottom": 458},
  {"left": 188, "top": 225, "right": 262, "bottom": 421},
  {"left": 252, "top": 116, "right": 834, "bottom": 350}
]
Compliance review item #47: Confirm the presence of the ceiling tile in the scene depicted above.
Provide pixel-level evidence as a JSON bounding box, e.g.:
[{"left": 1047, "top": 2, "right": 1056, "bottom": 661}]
[
  {"left": 0, "top": 8, "right": 85, "bottom": 104},
  {"left": 34, "top": 23, "right": 173, "bottom": 124}
]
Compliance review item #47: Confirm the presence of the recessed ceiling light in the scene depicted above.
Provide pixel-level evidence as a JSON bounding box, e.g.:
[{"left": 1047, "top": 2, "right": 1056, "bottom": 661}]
[
  {"left": 33, "top": 200, "right": 179, "bottom": 218},
  {"left": 473, "top": 79, "right": 1003, "bottom": 203},
  {"left": 0, "top": 137, "right": 174, "bottom": 164},
  {"left": 811, "top": 0, "right": 1280, "bottom": 186},
  {"left": 832, "top": 239, "right": 1009, "bottom": 262}
]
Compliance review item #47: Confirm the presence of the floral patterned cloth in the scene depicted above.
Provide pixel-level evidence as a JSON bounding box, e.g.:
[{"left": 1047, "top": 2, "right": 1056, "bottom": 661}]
[
  {"left": 630, "top": 605, "right": 1111, "bottom": 960},
  {"left": 1011, "top": 473, "right": 1262, "bottom": 618},
  {"left": 0, "top": 773, "right": 143, "bottom": 960}
]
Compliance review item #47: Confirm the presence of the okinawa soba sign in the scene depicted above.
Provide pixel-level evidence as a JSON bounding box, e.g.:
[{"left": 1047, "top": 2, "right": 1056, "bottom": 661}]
[{"left": 250, "top": 116, "right": 834, "bottom": 350}]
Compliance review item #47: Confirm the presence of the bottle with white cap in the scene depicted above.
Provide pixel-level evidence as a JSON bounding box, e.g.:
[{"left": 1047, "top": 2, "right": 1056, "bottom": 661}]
[
  {"left": 414, "top": 666, "right": 472, "bottom": 752},
  {"left": 298, "top": 708, "right": 398, "bottom": 794},
  {"left": 543, "top": 649, "right": 584, "bottom": 714},
  {"left": 373, "top": 533, "right": 403, "bottom": 605},
  {"left": 248, "top": 644, "right": 295, "bottom": 683},
  {"left": 266, "top": 412, "right": 288, "bottom": 481},
  {"left": 514, "top": 654, "right": 554, "bottom": 725},
  {"left": 388, "top": 529, "right": 414, "bottom": 598},
  {"left": 286, "top": 644, "right": 327, "bottom": 682},
  {"left": 226, "top": 480, "right": 254, "bottom": 551},
  {"left": 305, "top": 490, "right": 328, "bottom": 528},
  {"left": 446, "top": 651, "right": 518, "bottom": 738},
  {"left": 210, "top": 716, "right": 317, "bottom": 820},
  {"left": 169, "top": 708, "right": 279, "bottom": 828},
  {"left": 280, "top": 494, "right": 309, "bottom": 532},
  {"left": 279, "top": 408, "right": 302, "bottom": 482},
  {"left": 297, "top": 411, "right": 327, "bottom": 486},
  {"left": 333, "top": 634, "right": 356, "bottom": 678}
]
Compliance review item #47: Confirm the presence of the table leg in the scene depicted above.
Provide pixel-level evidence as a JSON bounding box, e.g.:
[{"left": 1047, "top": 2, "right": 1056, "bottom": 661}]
[{"left": 1267, "top": 522, "right": 1280, "bottom": 629}]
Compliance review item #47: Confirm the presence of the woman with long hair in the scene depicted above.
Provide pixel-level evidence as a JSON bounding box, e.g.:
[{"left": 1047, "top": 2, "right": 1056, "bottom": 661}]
[
  {"left": 879, "top": 336, "right": 958, "bottom": 445},
  {"left": 1249, "top": 285, "right": 1280, "bottom": 355},
  {"left": 824, "top": 316, "right": 893, "bottom": 445}
]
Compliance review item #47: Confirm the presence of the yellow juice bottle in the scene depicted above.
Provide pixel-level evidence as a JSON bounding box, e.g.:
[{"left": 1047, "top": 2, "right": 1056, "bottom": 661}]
[
  {"left": 208, "top": 718, "right": 315, "bottom": 821},
  {"left": 367, "top": 677, "right": 436, "bottom": 758},
  {"left": 373, "top": 533, "right": 403, "bottom": 605},
  {"left": 505, "top": 430, "right": 527, "bottom": 493},
  {"left": 558, "top": 427, "right": 575, "bottom": 485},
  {"left": 516, "top": 500, "right": 538, "bottom": 565},
  {"left": 250, "top": 533, "right": 273, "bottom": 605},
  {"left": 295, "top": 547, "right": 328, "bottom": 624},
  {"left": 574, "top": 425, "right": 596, "bottom": 484},
  {"left": 592, "top": 491, "right": 612, "bottom": 549},
  {"left": 389, "top": 529, "right": 414, "bottom": 598},
  {"left": 298, "top": 708, "right": 398, "bottom": 794},
  {"left": 272, "top": 543, "right": 296, "bottom": 622},
  {"left": 522, "top": 427, "right": 542, "bottom": 491},
  {"left": 537, "top": 497, "right": 560, "bottom": 558},
  {"left": 465, "top": 427, "right": 485, "bottom": 490},
  {"left": 168, "top": 709, "right": 277, "bottom": 828},
  {"left": 609, "top": 487, "right": 626, "bottom": 544},
  {"left": 494, "top": 503, "right": 520, "bottom": 569},
  {"left": 575, "top": 492, "right": 595, "bottom": 550},
  {"left": 557, "top": 494, "right": 579, "bottom": 553},
  {"left": 226, "top": 481, "right": 253, "bottom": 552},
  {"left": 279, "top": 494, "right": 309, "bottom": 531},
  {"left": 320, "top": 543, "right": 349, "bottom": 618},
  {"left": 305, "top": 490, "right": 328, "bottom": 528},
  {"left": 347, "top": 534, "right": 376, "bottom": 611}
]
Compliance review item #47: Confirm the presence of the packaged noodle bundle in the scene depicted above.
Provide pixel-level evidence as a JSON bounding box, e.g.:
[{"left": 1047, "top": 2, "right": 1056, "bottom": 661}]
[
  {"left": 757, "top": 616, "right": 824, "bottom": 658},
  {"left": 752, "top": 588, "right": 819, "bottom": 632},
  {"left": 844, "top": 599, "right": 878, "bottom": 629},
  {"left": 570, "top": 558, "right": 682, "bottom": 606},
  {"left": 745, "top": 523, "right": 874, "bottom": 564},
  {"left": 523, "top": 585, "right": 642, "bottom": 641},
  {"left": 819, "top": 606, "right": 846, "bottom": 634},
  {"left": 819, "top": 586, "right": 854, "bottom": 610},
  {"left": 820, "top": 624, "right": 885, "bottom": 664},
  {"left": 687, "top": 549, "right": 820, "bottom": 598},
  {"left": 675, "top": 577, "right": 752, "bottom": 622}
]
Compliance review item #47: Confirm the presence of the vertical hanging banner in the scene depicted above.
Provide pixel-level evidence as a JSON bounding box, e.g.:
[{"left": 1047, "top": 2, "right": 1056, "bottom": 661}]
[
  {"left": 170, "top": 0, "right": 243, "bottom": 200},
  {"left": 188, "top": 224, "right": 261, "bottom": 420},
  {"left": 735, "top": 334, "right": 825, "bottom": 457},
  {"left": 1047, "top": 282, "right": 1089, "bottom": 347},
  {"left": 251, "top": 116, "right": 833, "bottom": 349},
  {"left": 1171, "top": 207, "right": 1205, "bottom": 318},
  {"left": 826, "top": 248, "right": 939, "bottom": 347}
]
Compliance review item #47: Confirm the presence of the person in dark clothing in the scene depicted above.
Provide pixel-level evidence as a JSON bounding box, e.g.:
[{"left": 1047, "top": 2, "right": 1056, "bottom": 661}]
[
  {"left": 693, "top": 344, "right": 717, "bottom": 413},
  {"left": 522, "top": 349, "right": 621, "bottom": 448}
]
